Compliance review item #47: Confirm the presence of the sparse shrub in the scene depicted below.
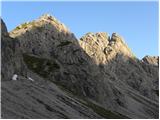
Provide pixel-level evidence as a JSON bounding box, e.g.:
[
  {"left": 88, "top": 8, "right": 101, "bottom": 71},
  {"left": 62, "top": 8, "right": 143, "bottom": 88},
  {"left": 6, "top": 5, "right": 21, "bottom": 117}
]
[{"left": 23, "top": 54, "right": 60, "bottom": 78}]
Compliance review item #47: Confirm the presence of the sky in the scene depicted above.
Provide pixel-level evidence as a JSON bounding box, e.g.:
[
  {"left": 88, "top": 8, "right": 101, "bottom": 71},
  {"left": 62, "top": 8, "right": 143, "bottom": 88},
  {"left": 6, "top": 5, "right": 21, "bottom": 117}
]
[{"left": 1, "top": 1, "right": 159, "bottom": 59}]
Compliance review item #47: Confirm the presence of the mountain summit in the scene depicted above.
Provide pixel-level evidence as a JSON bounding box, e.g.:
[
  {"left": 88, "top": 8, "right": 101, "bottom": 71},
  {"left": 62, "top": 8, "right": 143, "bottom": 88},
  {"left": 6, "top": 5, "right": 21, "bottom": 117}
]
[
  {"left": 79, "top": 32, "right": 135, "bottom": 64},
  {"left": 1, "top": 14, "right": 159, "bottom": 119}
]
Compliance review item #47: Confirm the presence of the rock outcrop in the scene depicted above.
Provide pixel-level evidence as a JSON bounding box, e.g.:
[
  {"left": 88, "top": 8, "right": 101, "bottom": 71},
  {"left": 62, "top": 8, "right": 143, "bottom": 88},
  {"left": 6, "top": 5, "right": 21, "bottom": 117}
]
[
  {"left": 1, "top": 19, "right": 26, "bottom": 81},
  {"left": 79, "top": 32, "right": 134, "bottom": 64},
  {"left": 1, "top": 14, "right": 159, "bottom": 119},
  {"left": 142, "top": 55, "right": 159, "bottom": 66}
]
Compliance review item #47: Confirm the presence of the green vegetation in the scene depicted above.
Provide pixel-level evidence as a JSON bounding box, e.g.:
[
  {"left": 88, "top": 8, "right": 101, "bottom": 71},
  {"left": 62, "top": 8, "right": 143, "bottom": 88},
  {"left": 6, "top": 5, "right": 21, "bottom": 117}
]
[
  {"left": 14, "top": 26, "right": 21, "bottom": 31},
  {"left": 14, "top": 22, "right": 30, "bottom": 31},
  {"left": 13, "top": 21, "right": 39, "bottom": 31},
  {"left": 23, "top": 54, "right": 60, "bottom": 78},
  {"left": 57, "top": 41, "right": 72, "bottom": 47},
  {"left": 21, "top": 22, "right": 29, "bottom": 28}
]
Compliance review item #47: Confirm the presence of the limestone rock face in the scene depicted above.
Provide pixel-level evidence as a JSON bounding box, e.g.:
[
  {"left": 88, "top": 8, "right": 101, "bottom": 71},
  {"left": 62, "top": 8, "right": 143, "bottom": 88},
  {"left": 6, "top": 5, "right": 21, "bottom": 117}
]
[
  {"left": 142, "top": 55, "right": 159, "bottom": 66},
  {"left": 1, "top": 14, "right": 159, "bottom": 119},
  {"left": 79, "top": 32, "right": 109, "bottom": 64},
  {"left": 9, "top": 14, "right": 99, "bottom": 99},
  {"left": 10, "top": 14, "right": 77, "bottom": 58},
  {"left": 80, "top": 31, "right": 159, "bottom": 102},
  {"left": 79, "top": 32, "right": 134, "bottom": 64}
]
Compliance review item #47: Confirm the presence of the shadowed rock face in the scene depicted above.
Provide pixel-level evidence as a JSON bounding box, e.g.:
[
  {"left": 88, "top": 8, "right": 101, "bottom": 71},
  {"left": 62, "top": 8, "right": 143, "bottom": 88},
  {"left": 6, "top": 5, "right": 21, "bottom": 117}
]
[
  {"left": 1, "top": 14, "right": 159, "bottom": 119},
  {"left": 1, "top": 19, "right": 27, "bottom": 82}
]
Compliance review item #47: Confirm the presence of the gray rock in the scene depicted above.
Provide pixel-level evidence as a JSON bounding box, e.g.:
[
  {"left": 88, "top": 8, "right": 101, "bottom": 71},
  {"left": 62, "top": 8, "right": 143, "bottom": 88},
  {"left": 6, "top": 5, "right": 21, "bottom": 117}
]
[
  {"left": 1, "top": 14, "right": 159, "bottom": 119},
  {"left": 1, "top": 19, "right": 27, "bottom": 81}
]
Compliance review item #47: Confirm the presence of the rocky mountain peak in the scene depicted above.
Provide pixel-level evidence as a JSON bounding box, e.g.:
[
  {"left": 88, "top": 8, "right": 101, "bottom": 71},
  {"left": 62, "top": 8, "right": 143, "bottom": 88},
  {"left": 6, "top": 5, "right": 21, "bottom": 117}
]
[
  {"left": 39, "top": 13, "right": 55, "bottom": 20},
  {"left": 10, "top": 14, "right": 71, "bottom": 39},
  {"left": 80, "top": 32, "right": 109, "bottom": 47},
  {"left": 38, "top": 14, "right": 70, "bottom": 33},
  {"left": 9, "top": 14, "right": 77, "bottom": 57},
  {"left": 79, "top": 32, "right": 109, "bottom": 64},
  {"left": 79, "top": 32, "right": 135, "bottom": 64},
  {"left": 109, "top": 33, "right": 134, "bottom": 57}
]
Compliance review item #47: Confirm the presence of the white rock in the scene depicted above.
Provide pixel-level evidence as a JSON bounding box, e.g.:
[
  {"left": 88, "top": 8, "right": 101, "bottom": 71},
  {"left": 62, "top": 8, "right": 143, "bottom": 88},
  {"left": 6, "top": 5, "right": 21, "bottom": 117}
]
[
  {"left": 12, "top": 74, "right": 18, "bottom": 81},
  {"left": 28, "top": 77, "right": 34, "bottom": 81}
]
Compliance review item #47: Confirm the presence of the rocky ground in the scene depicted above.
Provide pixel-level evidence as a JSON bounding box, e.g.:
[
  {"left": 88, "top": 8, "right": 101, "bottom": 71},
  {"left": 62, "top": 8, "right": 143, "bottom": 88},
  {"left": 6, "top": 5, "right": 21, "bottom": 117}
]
[{"left": 1, "top": 14, "right": 159, "bottom": 118}]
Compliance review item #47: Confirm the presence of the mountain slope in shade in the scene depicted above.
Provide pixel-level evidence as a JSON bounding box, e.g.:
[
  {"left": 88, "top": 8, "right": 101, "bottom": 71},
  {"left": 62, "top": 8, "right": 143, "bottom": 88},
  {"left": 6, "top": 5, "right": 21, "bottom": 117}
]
[{"left": 1, "top": 14, "right": 159, "bottom": 118}]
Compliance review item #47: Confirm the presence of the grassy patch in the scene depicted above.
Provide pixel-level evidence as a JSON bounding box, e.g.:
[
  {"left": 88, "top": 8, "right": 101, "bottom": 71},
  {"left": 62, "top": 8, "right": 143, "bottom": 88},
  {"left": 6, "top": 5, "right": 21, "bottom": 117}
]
[
  {"left": 13, "top": 21, "right": 39, "bottom": 31},
  {"left": 21, "top": 22, "right": 29, "bottom": 28},
  {"left": 14, "top": 26, "right": 21, "bottom": 31},
  {"left": 23, "top": 54, "right": 60, "bottom": 78},
  {"left": 14, "top": 22, "right": 30, "bottom": 30}
]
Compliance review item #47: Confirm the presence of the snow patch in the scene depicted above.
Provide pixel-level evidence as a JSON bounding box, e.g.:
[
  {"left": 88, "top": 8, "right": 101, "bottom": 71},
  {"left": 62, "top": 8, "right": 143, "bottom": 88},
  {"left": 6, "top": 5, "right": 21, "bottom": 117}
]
[{"left": 12, "top": 74, "right": 18, "bottom": 81}]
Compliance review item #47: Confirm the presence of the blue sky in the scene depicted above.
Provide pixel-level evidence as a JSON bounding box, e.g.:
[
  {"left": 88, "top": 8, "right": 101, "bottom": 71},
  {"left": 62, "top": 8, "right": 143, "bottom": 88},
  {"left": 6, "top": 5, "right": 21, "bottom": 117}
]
[{"left": 1, "top": 1, "right": 158, "bottom": 59}]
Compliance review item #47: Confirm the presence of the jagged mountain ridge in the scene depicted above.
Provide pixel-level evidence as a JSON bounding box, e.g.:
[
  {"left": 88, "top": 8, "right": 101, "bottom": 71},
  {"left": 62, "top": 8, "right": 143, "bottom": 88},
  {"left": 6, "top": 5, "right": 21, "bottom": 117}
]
[
  {"left": 79, "top": 32, "right": 135, "bottom": 64},
  {"left": 1, "top": 14, "right": 159, "bottom": 119}
]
